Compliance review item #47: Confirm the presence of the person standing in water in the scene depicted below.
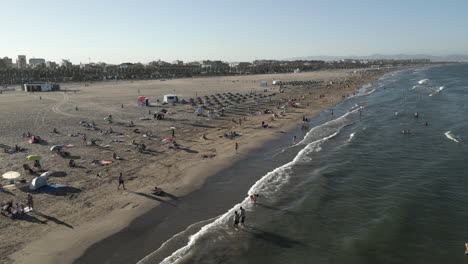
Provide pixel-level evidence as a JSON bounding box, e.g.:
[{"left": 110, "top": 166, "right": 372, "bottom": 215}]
[
  {"left": 240, "top": 207, "right": 246, "bottom": 226},
  {"left": 233, "top": 211, "right": 240, "bottom": 229},
  {"left": 235, "top": 142, "right": 239, "bottom": 153},
  {"left": 292, "top": 136, "right": 297, "bottom": 144}
]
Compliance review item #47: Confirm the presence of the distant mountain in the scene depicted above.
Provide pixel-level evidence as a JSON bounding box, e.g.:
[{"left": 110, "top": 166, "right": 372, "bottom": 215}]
[{"left": 289, "top": 54, "right": 468, "bottom": 62}]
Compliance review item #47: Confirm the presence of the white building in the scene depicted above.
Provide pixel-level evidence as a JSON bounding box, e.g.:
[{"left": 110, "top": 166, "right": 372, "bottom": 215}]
[
  {"left": 17, "top": 55, "right": 27, "bottom": 69},
  {"left": 29, "top": 58, "right": 46, "bottom": 68},
  {"left": 24, "top": 82, "right": 60, "bottom": 92}
]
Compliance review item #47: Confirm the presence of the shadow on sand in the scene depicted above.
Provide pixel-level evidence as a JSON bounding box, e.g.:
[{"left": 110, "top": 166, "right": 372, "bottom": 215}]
[{"left": 126, "top": 191, "right": 177, "bottom": 206}]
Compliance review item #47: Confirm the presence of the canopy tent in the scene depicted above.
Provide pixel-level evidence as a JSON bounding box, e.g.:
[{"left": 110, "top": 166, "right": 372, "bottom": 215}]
[
  {"left": 26, "top": 155, "right": 42, "bottom": 161},
  {"left": 137, "top": 96, "right": 150, "bottom": 106},
  {"left": 29, "top": 176, "right": 48, "bottom": 190},
  {"left": 2, "top": 171, "right": 21, "bottom": 179}
]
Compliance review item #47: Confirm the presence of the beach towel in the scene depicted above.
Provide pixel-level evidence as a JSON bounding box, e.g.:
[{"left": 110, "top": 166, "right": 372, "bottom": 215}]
[
  {"left": 99, "top": 160, "right": 112, "bottom": 165},
  {"left": 100, "top": 144, "right": 111, "bottom": 148},
  {"left": 23, "top": 206, "right": 33, "bottom": 213},
  {"left": 65, "top": 144, "right": 74, "bottom": 147}
]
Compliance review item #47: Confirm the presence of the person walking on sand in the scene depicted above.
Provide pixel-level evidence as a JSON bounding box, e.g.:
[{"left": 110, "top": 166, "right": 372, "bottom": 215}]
[
  {"left": 233, "top": 211, "right": 240, "bottom": 229},
  {"left": 171, "top": 128, "right": 175, "bottom": 138},
  {"left": 117, "top": 173, "right": 126, "bottom": 190},
  {"left": 235, "top": 142, "right": 239, "bottom": 153},
  {"left": 239, "top": 118, "right": 242, "bottom": 127},
  {"left": 27, "top": 193, "right": 33, "bottom": 210},
  {"left": 240, "top": 207, "right": 246, "bottom": 226}
]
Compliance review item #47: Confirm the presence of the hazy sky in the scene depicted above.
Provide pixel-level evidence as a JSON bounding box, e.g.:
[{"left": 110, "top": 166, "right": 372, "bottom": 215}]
[{"left": 1, "top": 0, "right": 467, "bottom": 64}]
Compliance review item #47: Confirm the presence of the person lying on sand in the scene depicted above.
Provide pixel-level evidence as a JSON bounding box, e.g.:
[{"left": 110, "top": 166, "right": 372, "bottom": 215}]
[
  {"left": 68, "top": 159, "right": 76, "bottom": 167},
  {"left": 152, "top": 187, "right": 163, "bottom": 196},
  {"left": 23, "top": 164, "right": 34, "bottom": 174}
]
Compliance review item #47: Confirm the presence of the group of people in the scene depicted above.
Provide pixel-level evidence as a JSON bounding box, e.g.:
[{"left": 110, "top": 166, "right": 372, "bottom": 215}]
[
  {"left": 232, "top": 194, "right": 259, "bottom": 229},
  {"left": 1, "top": 194, "right": 33, "bottom": 219}
]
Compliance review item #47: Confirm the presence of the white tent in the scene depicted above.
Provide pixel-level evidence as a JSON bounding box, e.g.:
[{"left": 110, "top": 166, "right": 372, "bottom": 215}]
[{"left": 29, "top": 176, "right": 48, "bottom": 190}]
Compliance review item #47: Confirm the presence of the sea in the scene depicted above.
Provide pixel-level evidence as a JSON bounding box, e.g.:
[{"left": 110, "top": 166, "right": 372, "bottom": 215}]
[{"left": 139, "top": 63, "right": 468, "bottom": 264}]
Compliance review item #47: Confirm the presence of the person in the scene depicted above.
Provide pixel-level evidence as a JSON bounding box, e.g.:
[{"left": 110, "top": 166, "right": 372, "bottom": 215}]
[
  {"left": 235, "top": 142, "right": 239, "bottom": 153},
  {"left": 239, "top": 118, "right": 242, "bottom": 126},
  {"left": 414, "top": 112, "right": 419, "bottom": 118},
  {"left": 233, "top": 211, "right": 240, "bottom": 229},
  {"left": 112, "top": 152, "right": 117, "bottom": 160},
  {"left": 152, "top": 187, "right": 162, "bottom": 195},
  {"left": 292, "top": 136, "right": 297, "bottom": 145},
  {"left": 68, "top": 159, "right": 76, "bottom": 167},
  {"left": 239, "top": 207, "right": 246, "bottom": 226},
  {"left": 27, "top": 193, "right": 34, "bottom": 210},
  {"left": 107, "top": 115, "right": 113, "bottom": 123},
  {"left": 52, "top": 128, "right": 58, "bottom": 133},
  {"left": 129, "top": 121, "right": 135, "bottom": 127},
  {"left": 171, "top": 128, "right": 175, "bottom": 138},
  {"left": 201, "top": 134, "right": 207, "bottom": 140},
  {"left": 249, "top": 194, "right": 258, "bottom": 203},
  {"left": 465, "top": 242, "right": 468, "bottom": 256},
  {"left": 117, "top": 173, "right": 126, "bottom": 190},
  {"left": 33, "top": 160, "right": 41, "bottom": 169},
  {"left": 14, "top": 203, "right": 23, "bottom": 216},
  {"left": 1, "top": 200, "right": 13, "bottom": 217},
  {"left": 425, "top": 121, "right": 428, "bottom": 126},
  {"left": 23, "top": 164, "right": 34, "bottom": 174}
]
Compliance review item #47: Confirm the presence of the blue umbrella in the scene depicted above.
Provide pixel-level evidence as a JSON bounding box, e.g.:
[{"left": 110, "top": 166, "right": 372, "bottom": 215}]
[{"left": 194, "top": 109, "right": 203, "bottom": 114}]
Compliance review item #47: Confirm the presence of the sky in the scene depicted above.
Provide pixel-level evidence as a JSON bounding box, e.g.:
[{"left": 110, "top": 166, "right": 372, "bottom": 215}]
[{"left": 1, "top": 0, "right": 468, "bottom": 64}]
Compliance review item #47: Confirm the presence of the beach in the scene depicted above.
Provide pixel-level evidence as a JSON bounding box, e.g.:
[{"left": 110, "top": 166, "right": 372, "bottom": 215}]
[{"left": 0, "top": 68, "right": 392, "bottom": 264}]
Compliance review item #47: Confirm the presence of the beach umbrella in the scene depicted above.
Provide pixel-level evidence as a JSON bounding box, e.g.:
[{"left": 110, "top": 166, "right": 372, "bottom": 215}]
[
  {"left": 26, "top": 155, "right": 42, "bottom": 161},
  {"left": 285, "top": 101, "right": 293, "bottom": 105},
  {"left": 50, "top": 145, "right": 64, "bottom": 151},
  {"left": 162, "top": 138, "right": 173, "bottom": 142},
  {"left": 2, "top": 171, "right": 21, "bottom": 179},
  {"left": 194, "top": 109, "right": 203, "bottom": 114}
]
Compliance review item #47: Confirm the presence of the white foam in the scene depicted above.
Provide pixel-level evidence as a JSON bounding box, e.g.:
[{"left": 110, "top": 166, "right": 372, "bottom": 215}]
[
  {"left": 444, "top": 131, "right": 459, "bottom": 143},
  {"left": 156, "top": 125, "right": 343, "bottom": 264},
  {"left": 297, "top": 107, "right": 362, "bottom": 145},
  {"left": 360, "top": 89, "right": 376, "bottom": 96},
  {"left": 348, "top": 132, "right": 355, "bottom": 142},
  {"left": 418, "top": 79, "right": 428, "bottom": 85},
  {"left": 429, "top": 86, "right": 445, "bottom": 97}
]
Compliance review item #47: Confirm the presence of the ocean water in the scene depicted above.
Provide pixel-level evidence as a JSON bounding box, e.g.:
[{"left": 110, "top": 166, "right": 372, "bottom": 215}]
[{"left": 141, "top": 64, "right": 468, "bottom": 264}]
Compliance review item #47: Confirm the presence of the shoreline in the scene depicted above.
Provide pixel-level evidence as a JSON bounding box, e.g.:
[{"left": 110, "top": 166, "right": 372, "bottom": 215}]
[{"left": 4, "top": 68, "right": 399, "bottom": 264}]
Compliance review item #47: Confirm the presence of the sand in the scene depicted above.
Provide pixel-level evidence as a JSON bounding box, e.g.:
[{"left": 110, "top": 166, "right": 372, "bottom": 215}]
[{"left": 0, "top": 68, "right": 393, "bottom": 264}]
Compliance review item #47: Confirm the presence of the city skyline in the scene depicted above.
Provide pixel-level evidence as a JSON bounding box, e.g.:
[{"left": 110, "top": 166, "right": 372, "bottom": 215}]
[{"left": 1, "top": 0, "right": 468, "bottom": 64}]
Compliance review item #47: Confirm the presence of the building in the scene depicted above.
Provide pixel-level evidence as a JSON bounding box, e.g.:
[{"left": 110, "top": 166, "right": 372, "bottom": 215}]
[
  {"left": 200, "top": 60, "right": 228, "bottom": 68},
  {"left": 45, "top": 61, "right": 58, "bottom": 68},
  {"left": 29, "top": 58, "right": 46, "bottom": 68},
  {"left": 229, "top": 62, "right": 252, "bottom": 67},
  {"left": 23, "top": 82, "right": 60, "bottom": 92},
  {"left": 1, "top": 57, "right": 13, "bottom": 68},
  {"left": 172, "top": 60, "right": 184, "bottom": 66},
  {"left": 16, "top": 55, "right": 27, "bottom": 69}
]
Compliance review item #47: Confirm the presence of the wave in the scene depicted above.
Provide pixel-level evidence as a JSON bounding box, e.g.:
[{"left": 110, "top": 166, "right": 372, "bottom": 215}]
[
  {"left": 297, "top": 107, "right": 362, "bottom": 145},
  {"left": 418, "top": 79, "right": 429, "bottom": 85},
  {"left": 151, "top": 113, "right": 349, "bottom": 264},
  {"left": 444, "top": 131, "right": 460, "bottom": 143},
  {"left": 360, "top": 89, "right": 376, "bottom": 96},
  {"left": 429, "top": 86, "right": 445, "bottom": 97}
]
